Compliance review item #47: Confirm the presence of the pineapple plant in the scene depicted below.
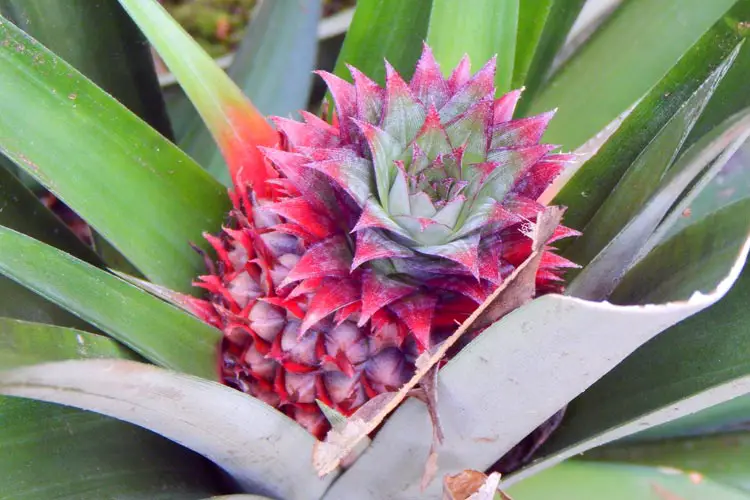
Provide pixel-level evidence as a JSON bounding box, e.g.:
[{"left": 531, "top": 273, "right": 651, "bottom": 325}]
[
  {"left": 1, "top": 0, "right": 750, "bottom": 498},
  {"left": 195, "top": 44, "right": 579, "bottom": 437}
]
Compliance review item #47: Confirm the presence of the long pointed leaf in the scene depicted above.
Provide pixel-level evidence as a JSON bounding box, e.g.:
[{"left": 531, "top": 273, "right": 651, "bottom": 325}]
[
  {"left": 506, "top": 461, "right": 749, "bottom": 499},
  {"left": 0, "top": 359, "right": 335, "bottom": 500},
  {"left": 0, "top": 166, "right": 100, "bottom": 328},
  {"left": 0, "top": 0, "right": 172, "bottom": 138},
  {"left": 181, "top": 0, "right": 322, "bottom": 186},
  {"left": 0, "top": 396, "right": 223, "bottom": 499},
  {"left": 1, "top": 0, "right": 173, "bottom": 275},
  {"left": 568, "top": 109, "right": 750, "bottom": 300},
  {"left": 628, "top": 392, "right": 750, "bottom": 442},
  {"left": 685, "top": 33, "right": 750, "bottom": 152},
  {"left": 587, "top": 432, "right": 750, "bottom": 494},
  {"left": 117, "top": 0, "right": 278, "bottom": 186},
  {"left": 333, "top": 0, "right": 432, "bottom": 84},
  {"left": 0, "top": 16, "right": 230, "bottom": 292},
  {"left": 554, "top": 6, "right": 750, "bottom": 233},
  {"left": 513, "top": 0, "right": 586, "bottom": 106},
  {"left": 427, "top": 0, "right": 519, "bottom": 93},
  {"left": 504, "top": 203, "right": 750, "bottom": 488},
  {"left": 0, "top": 317, "right": 137, "bottom": 367},
  {"left": 323, "top": 212, "right": 750, "bottom": 499},
  {"left": 0, "top": 318, "right": 222, "bottom": 499},
  {"left": 529, "top": 0, "right": 738, "bottom": 150},
  {"left": 0, "top": 225, "right": 220, "bottom": 379}
]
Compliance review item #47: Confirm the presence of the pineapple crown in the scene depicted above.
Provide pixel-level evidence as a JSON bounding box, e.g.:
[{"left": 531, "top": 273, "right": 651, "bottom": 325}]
[{"left": 254, "top": 44, "right": 575, "bottom": 287}]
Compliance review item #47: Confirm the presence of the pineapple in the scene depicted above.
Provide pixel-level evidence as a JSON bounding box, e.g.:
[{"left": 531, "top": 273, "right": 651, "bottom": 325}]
[
  {"left": 1, "top": 0, "right": 749, "bottom": 498},
  {"left": 193, "top": 45, "right": 577, "bottom": 437}
]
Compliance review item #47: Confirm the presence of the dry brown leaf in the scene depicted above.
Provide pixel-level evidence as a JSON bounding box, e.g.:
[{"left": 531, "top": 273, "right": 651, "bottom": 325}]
[
  {"left": 443, "top": 470, "right": 489, "bottom": 500},
  {"left": 419, "top": 365, "right": 444, "bottom": 490},
  {"left": 443, "top": 471, "right": 505, "bottom": 500},
  {"left": 313, "top": 207, "right": 565, "bottom": 476}
]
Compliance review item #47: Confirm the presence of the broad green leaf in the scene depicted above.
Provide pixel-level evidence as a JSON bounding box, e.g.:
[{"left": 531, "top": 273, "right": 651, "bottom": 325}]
[
  {"left": 0, "top": 0, "right": 172, "bottom": 138},
  {"left": 117, "top": 0, "right": 278, "bottom": 187},
  {"left": 0, "top": 165, "right": 99, "bottom": 328},
  {"left": 587, "top": 432, "right": 750, "bottom": 494},
  {"left": 0, "top": 319, "right": 221, "bottom": 498},
  {"left": 323, "top": 220, "right": 750, "bottom": 499},
  {"left": 0, "top": 359, "right": 336, "bottom": 500},
  {"left": 563, "top": 43, "right": 739, "bottom": 271},
  {"left": 628, "top": 393, "right": 750, "bottom": 442},
  {"left": 333, "top": 0, "right": 432, "bottom": 84},
  {"left": 505, "top": 461, "right": 749, "bottom": 500},
  {"left": 554, "top": 6, "right": 750, "bottom": 233},
  {"left": 612, "top": 199, "right": 750, "bottom": 305},
  {"left": 505, "top": 205, "right": 750, "bottom": 488},
  {"left": 529, "top": 0, "right": 739, "bottom": 150},
  {"left": 663, "top": 141, "right": 750, "bottom": 241},
  {"left": 513, "top": 0, "right": 586, "bottom": 106},
  {"left": 513, "top": 0, "right": 553, "bottom": 89},
  {"left": 0, "top": 225, "right": 221, "bottom": 379},
  {"left": 685, "top": 34, "right": 750, "bottom": 152},
  {"left": 180, "top": 0, "right": 322, "bottom": 186},
  {"left": 567, "top": 108, "right": 750, "bottom": 300},
  {"left": 0, "top": 397, "right": 223, "bottom": 499},
  {"left": 0, "top": 317, "right": 137, "bottom": 367},
  {"left": 427, "top": 0, "right": 518, "bottom": 93},
  {"left": 0, "top": 16, "right": 230, "bottom": 292},
  {"left": 0, "top": 158, "right": 99, "bottom": 264}
]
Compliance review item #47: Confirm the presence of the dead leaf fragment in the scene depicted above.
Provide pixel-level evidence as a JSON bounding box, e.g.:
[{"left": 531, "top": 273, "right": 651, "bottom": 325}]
[
  {"left": 443, "top": 471, "right": 506, "bottom": 500},
  {"left": 418, "top": 365, "right": 445, "bottom": 490}
]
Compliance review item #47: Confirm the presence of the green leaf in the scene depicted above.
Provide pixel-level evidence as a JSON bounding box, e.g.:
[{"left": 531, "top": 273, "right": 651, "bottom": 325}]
[
  {"left": 528, "top": 0, "right": 739, "bottom": 150},
  {"left": 333, "top": 0, "right": 432, "bottom": 85},
  {"left": 0, "top": 359, "right": 336, "bottom": 500},
  {"left": 586, "top": 432, "right": 750, "bottom": 494},
  {"left": 427, "top": 0, "right": 518, "bottom": 93},
  {"left": 0, "top": 165, "right": 100, "bottom": 328},
  {"left": 0, "top": 317, "right": 137, "bottom": 367},
  {"left": 685, "top": 34, "right": 750, "bottom": 152},
  {"left": 505, "top": 461, "right": 750, "bottom": 499},
  {"left": 612, "top": 199, "right": 750, "bottom": 305},
  {"left": 563, "top": 42, "right": 740, "bottom": 270},
  {"left": 0, "top": 158, "right": 99, "bottom": 265},
  {"left": 0, "top": 397, "right": 223, "bottom": 499},
  {"left": 662, "top": 141, "right": 750, "bottom": 242},
  {"left": 1, "top": 1, "right": 170, "bottom": 276},
  {"left": 180, "top": 0, "right": 322, "bottom": 186},
  {"left": 0, "top": 0, "right": 172, "bottom": 139},
  {"left": 0, "top": 319, "right": 221, "bottom": 498},
  {"left": 117, "top": 0, "right": 278, "bottom": 187},
  {"left": 506, "top": 206, "right": 750, "bottom": 488},
  {"left": 0, "top": 16, "right": 230, "bottom": 292},
  {"left": 0, "top": 225, "right": 221, "bottom": 380},
  {"left": 323, "top": 222, "right": 750, "bottom": 498},
  {"left": 513, "top": 0, "right": 586, "bottom": 105},
  {"left": 567, "top": 108, "right": 750, "bottom": 300},
  {"left": 628, "top": 393, "right": 750, "bottom": 442},
  {"left": 554, "top": 5, "right": 750, "bottom": 233}
]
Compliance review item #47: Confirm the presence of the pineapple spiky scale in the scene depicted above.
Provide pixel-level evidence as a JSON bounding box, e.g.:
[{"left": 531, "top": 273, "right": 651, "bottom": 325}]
[{"left": 193, "top": 45, "right": 579, "bottom": 437}]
